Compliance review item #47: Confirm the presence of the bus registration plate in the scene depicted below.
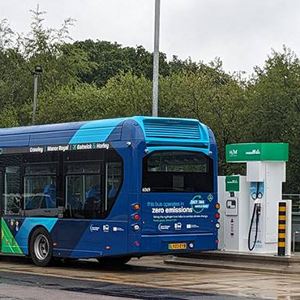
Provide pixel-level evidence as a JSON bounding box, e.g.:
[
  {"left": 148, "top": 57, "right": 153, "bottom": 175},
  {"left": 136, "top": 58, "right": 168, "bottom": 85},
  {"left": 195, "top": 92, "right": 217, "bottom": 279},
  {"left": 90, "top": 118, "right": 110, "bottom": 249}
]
[{"left": 168, "top": 243, "right": 187, "bottom": 250}]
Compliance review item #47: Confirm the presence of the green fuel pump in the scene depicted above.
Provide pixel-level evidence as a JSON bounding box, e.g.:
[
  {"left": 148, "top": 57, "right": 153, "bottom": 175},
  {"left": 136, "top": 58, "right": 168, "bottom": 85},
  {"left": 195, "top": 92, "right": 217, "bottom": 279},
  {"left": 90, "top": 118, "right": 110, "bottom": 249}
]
[{"left": 220, "top": 143, "right": 289, "bottom": 254}]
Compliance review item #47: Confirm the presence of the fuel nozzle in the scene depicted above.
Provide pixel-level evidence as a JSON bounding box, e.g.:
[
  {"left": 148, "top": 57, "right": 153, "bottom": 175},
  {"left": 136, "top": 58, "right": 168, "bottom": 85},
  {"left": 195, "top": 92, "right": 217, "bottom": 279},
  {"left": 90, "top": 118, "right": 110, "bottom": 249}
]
[
  {"left": 256, "top": 203, "right": 261, "bottom": 215},
  {"left": 254, "top": 199, "right": 262, "bottom": 215}
]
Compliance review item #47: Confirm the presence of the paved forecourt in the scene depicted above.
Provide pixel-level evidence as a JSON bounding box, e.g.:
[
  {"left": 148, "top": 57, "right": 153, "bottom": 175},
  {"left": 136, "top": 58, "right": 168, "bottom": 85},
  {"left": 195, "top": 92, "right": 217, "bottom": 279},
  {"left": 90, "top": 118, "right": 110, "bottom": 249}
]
[{"left": 0, "top": 256, "right": 300, "bottom": 299}]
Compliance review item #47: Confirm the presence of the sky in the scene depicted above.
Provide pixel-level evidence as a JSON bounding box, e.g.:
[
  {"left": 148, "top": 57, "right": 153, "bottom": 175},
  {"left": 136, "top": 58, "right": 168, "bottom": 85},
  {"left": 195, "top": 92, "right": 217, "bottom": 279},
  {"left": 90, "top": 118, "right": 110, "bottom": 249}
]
[{"left": 0, "top": 0, "right": 299, "bottom": 74}]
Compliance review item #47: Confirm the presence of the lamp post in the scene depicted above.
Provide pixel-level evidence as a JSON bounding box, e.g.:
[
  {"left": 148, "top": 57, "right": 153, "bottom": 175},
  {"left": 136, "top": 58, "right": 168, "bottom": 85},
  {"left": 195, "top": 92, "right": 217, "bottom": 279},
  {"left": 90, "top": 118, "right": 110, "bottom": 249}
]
[
  {"left": 32, "top": 65, "right": 43, "bottom": 125},
  {"left": 152, "top": 0, "right": 160, "bottom": 117}
]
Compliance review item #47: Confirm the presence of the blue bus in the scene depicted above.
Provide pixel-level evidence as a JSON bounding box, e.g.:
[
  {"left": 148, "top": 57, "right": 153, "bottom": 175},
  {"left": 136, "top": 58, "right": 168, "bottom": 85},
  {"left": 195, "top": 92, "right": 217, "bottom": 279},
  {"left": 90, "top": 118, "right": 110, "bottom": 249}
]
[{"left": 0, "top": 116, "right": 219, "bottom": 266}]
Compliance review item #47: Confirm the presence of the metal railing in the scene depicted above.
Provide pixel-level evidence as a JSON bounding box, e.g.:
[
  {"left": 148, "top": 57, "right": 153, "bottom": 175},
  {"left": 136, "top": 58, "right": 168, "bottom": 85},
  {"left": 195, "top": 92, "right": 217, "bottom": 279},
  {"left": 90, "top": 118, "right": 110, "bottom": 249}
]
[
  {"left": 283, "top": 194, "right": 300, "bottom": 252},
  {"left": 293, "top": 231, "right": 300, "bottom": 253},
  {"left": 283, "top": 194, "right": 300, "bottom": 213}
]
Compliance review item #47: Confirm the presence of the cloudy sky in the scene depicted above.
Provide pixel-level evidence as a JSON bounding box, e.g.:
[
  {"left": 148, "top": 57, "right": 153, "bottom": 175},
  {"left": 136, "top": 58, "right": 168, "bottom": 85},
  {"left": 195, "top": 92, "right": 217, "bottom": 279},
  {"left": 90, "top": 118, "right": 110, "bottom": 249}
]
[{"left": 1, "top": 0, "right": 299, "bottom": 74}]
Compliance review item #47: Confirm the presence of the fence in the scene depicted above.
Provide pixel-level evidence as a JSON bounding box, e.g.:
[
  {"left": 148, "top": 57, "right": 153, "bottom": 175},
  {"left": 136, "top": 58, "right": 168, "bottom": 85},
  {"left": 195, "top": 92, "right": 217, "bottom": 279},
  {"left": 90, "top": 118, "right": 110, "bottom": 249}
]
[{"left": 283, "top": 194, "right": 300, "bottom": 252}]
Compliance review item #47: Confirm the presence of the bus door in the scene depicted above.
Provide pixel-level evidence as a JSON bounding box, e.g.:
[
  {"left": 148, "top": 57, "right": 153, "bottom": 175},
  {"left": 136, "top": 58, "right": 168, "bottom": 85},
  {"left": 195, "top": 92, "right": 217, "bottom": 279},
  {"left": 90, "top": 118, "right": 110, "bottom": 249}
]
[
  {"left": 0, "top": 169, "right": 2, "bottom": 252},
  {"left": 56, "top": 161, "right": 104, "bottom": 257},
  {"left": 56, "top": 158, "right": 125, "bottom": 258},
  {"left": 1, "top": 166, "right": 23, "bottom": 255}
]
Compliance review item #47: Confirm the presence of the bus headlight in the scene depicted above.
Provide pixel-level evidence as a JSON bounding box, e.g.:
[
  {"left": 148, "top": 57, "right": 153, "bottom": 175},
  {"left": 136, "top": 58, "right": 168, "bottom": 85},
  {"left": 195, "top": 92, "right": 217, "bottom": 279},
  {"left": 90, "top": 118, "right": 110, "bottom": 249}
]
[{"left": 216, "top": 222, "right": 220, "bottom": 229}]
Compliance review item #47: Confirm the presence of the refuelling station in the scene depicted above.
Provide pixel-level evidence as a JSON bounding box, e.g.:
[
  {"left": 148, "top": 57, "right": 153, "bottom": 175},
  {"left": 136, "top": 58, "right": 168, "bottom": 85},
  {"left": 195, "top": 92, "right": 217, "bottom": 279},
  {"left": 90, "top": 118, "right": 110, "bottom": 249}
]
[
  {"left": 218, "top": 143, "right": 291, "bottom": 256},
  {"left": 166, "top": 142, "right": 300, "bottom": 272}
]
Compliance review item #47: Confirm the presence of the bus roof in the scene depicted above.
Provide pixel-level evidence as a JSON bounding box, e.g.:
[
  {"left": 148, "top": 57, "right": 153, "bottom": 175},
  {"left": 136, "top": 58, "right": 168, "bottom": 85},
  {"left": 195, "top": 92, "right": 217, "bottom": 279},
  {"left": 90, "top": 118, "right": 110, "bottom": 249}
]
[{"left": 0, "top": 116, "right": 212, "bottom": 150}]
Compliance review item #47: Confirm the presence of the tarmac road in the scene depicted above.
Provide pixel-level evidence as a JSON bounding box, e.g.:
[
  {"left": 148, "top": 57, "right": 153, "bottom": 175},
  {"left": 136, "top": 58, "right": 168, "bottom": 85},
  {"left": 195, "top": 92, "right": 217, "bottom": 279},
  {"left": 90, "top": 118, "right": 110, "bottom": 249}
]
[
  {"left": 0, "top": 255, "right": 293, "bottom": 300},
  {"left": 0, "top": 271, "right": 255, "bottom": 300}
]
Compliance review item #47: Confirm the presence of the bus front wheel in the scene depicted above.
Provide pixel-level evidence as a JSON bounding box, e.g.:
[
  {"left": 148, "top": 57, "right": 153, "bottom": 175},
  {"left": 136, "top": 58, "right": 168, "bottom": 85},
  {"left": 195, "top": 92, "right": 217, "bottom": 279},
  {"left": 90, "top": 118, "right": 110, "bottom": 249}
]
[
  {"left": 97, "top": 256, "right": 131, "bottom": 266},
  {"left": 30, "top": 227, "right": 53, "bottom": 267}
]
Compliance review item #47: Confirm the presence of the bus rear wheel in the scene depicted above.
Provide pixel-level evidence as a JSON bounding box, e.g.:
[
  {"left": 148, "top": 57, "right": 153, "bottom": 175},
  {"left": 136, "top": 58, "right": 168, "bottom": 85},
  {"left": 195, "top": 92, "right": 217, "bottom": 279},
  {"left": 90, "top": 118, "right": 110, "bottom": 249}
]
[
  {"left": 30, "top": 228, "right": 53, "bottom": 267},
  {"left": 97, "top": 256, "right": 131, "bottom": 266}
]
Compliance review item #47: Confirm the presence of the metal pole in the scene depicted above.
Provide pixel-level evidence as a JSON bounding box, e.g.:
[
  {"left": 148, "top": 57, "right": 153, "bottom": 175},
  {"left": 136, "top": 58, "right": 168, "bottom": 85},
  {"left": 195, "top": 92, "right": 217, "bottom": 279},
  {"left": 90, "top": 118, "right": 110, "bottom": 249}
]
[
  {"left": 152, "top": 0, "right": 160, "bottom": 117},
  {"left": 32, "top": 74, "right": 38, "bottom": 125}
]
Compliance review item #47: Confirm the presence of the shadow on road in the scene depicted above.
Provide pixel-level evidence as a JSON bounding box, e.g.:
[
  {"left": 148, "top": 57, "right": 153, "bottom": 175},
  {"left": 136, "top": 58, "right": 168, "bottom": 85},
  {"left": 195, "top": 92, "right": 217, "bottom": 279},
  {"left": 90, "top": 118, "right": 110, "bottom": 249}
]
[{"left": 0, "top": 255, "right": 171, "bottom": 274}]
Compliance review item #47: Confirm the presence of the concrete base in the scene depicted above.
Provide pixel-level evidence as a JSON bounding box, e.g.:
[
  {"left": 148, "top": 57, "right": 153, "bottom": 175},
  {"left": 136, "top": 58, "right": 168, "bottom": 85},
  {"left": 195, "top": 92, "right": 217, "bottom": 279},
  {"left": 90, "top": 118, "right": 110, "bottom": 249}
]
[{"left": 164, "top": 250, "right": 300, "bottom": 274}]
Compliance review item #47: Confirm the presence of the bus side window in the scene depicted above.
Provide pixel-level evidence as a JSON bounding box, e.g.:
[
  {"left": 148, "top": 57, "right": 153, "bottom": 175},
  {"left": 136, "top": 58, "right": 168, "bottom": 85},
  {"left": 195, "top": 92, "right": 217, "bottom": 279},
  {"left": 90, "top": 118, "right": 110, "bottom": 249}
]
[
  {"left": 3, "top": 166, "right": 22, "bottom": 215},
  {"left": 24, "top": 163, "right": 57, "bottom": 212},
  {"left": 65, "top": 161, "right": 101, "bottom": 219},
  {"left": 105, "top": 162, "right": 122, "bottom": 213}
]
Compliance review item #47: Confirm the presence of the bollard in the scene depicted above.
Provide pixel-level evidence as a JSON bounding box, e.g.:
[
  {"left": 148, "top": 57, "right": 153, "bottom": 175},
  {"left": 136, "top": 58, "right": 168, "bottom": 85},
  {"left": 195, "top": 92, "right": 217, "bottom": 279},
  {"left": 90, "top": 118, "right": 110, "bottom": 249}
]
[{"left": 278, "top": 202, "right": 287, "bottom": 256}]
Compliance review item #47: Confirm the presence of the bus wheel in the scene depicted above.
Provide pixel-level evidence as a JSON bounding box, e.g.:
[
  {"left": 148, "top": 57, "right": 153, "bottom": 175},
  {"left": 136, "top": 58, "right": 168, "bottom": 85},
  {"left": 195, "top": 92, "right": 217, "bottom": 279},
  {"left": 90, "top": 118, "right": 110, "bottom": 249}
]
[
  {"left": 30, "top": 228, "right": 53, "bottom": 267},
  {"left": 97, "top": 256, "right": 131, "bottom": 266}
]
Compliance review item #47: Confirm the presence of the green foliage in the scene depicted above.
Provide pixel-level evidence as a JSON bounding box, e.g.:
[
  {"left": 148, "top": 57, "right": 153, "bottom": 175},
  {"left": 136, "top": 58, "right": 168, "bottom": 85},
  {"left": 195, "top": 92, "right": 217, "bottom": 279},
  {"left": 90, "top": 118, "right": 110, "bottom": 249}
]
[
  {"left": 0, "top": 49, "right": 29, "bottom": 107},
  {"left": 22, "top": 7, "right": 92, "bottom": 91},
  {"left": 159, "top": 63, "right": 245, "bottom": 174},
  {"left": 37, "top": 84, "right": 106, "bottom": 123},
  {"left": 0, "top": 6, "right": 92, "bottom": 125},
  {"left": 244, "top": 47, "right": 300, "bottom": 192},
  {"left": 100, "top": 72, "right": 152, "bottom": 117},
  {"left": 245, "top": 48, "right": 300, "bottom": 141},
  {"left": 71, "top": 40, "right": 170, "bottom": 86},
  {"left": 37, "top": 72, "right": 152, "bottom": 123},
  {"left": 0, "top": 106, "right": 19, "bottom": 127}
]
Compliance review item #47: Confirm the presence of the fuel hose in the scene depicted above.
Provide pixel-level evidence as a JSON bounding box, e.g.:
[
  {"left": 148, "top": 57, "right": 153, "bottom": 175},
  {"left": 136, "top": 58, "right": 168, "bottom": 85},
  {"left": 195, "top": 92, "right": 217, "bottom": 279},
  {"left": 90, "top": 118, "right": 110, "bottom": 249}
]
[{"left": 248, "top": 203, "right": 261, "bottom": 251}]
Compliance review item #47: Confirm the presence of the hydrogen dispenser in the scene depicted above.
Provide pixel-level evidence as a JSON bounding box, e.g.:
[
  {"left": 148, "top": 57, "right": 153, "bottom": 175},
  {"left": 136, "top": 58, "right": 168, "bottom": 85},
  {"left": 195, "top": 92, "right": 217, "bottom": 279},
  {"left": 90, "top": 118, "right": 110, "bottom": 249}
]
[{"left": 219, "top": 143, "right": 289, "bottom": 254}]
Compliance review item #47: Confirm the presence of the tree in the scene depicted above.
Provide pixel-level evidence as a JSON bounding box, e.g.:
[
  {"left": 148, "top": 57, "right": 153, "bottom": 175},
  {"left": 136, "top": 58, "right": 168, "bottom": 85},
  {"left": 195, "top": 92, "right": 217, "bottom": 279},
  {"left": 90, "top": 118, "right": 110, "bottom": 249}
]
[
  {"left": 36, "top": 72, "right": 152, "bottom": 123},
  {"left": 99, "top": 72, "right": 152, "bottom": 117},
  {"left": 0, "top": 19, "right": 14, "bottom": 49},
  {"left": 37, "top": 84, "right": 106, "bottom": 123},
  {"left": 70, "top": 40, "right": 170, "bottom": 87},
  {"left": 1, "top": 8, "right": 300, "bottom": 194},
  {"left": 159, "top": 61, "right": 245, "bottom": 174},
  {"left": 0, "top": 7, "right": 92, "bottom": 125},
  {"left": 244, "top": 47, "right": 300, "bottom": 192},
  {"left": 0, "top": 106, "right": 19, "bottom": 127}
]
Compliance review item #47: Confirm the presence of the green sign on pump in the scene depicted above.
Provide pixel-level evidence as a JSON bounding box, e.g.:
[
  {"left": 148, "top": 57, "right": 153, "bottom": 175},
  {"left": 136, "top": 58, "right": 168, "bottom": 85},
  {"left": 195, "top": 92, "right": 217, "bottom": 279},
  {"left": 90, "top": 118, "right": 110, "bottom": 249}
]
[
  {"left": 226, "top": 176, "right": 240, "bottom": 192},
  {"left": 226, "top": 143, "right": 289, "bottom": 163}
]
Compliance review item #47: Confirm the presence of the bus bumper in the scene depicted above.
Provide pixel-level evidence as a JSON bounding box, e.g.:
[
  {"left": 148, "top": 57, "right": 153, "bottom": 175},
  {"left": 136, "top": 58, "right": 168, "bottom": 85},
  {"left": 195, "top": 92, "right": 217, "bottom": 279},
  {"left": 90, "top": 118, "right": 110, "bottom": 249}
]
[{"left": 132, "top": 233, "right": 218, "bottom": 254}]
